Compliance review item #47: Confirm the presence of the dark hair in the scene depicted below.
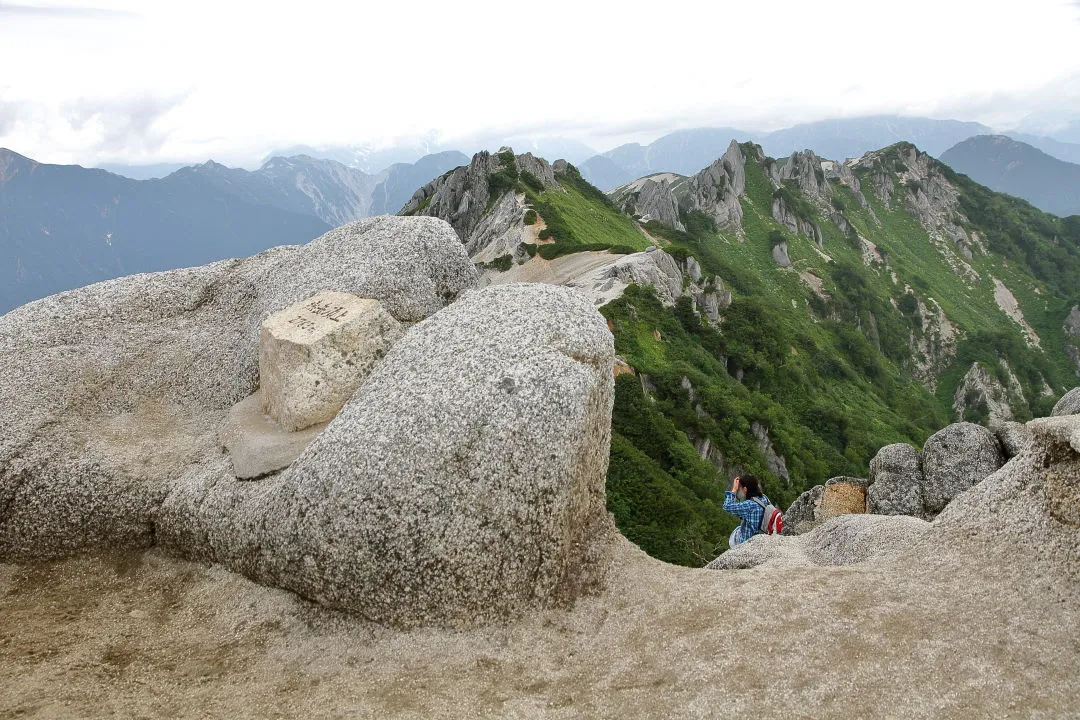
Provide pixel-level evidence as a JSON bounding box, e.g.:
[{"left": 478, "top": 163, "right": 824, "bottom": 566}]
[{"left": 739, "top": 474, "right": 763, "bottom": 498}]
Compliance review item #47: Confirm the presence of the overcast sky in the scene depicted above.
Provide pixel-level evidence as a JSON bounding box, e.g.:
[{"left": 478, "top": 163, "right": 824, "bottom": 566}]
[{"left": 2, "top": 0, "right": 1079, "bottom": 167}]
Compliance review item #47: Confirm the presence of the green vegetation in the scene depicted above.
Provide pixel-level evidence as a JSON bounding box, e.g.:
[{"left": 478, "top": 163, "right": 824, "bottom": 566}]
[
  {"left": 478, "top": 254, "right": 514, "bottom": 272},
  {"left": 523, "top": 209, "right": 537, "bottom": 225},
  {"left": 601, "top": 143, "right": 1078, "bottom": 567}
]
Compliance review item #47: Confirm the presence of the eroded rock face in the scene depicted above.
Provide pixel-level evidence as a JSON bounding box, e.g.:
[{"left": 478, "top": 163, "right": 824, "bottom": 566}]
[
  {"left": 952, "top": 361, "right": 1026, "bottom": 427},
  {"left": 158, "top": 283, "right": 617, "bottom": 627},
  {"left": 0, "top": 216, "right": 477, "bottom": 561},
  {"left": 402, "top": 149, "right": 559, "bottom": 262},
  {"left": 625, "top": 178, "right": 684, "bottom": 231},
  {"left": 867, "top": 443, "right": 925, "bottom": 519},
  {"left": 781, "top": 485, "right": 824, "bottom": 536},
  {"left": 684, "top": 141, "right": 747, "bottom": 233},
  {"left": 259, "top": 292, "right": 402, "bottom": 432},
  {"left": 920, "top": 422, "right": 1004, "bottom": 516},
  {"left": 1053, "top": 387, "right": 1080, "bottom": 417},
  {"left": 820, "top": 477, "right": 868, "bottom": 519},
  {"left": 1064, "top": 306, "right": 1080, "bottom": 376}
]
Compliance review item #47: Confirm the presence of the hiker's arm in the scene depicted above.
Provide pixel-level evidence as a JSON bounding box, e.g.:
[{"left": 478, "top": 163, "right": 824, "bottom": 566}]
[{"left": 723, "top": 491, "right": 759, "bottom": 520}]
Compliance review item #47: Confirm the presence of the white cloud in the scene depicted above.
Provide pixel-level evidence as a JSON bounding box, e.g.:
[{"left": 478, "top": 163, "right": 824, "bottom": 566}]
[{"left": 2, "top": 0, "right": 1079, "bottom": 166}]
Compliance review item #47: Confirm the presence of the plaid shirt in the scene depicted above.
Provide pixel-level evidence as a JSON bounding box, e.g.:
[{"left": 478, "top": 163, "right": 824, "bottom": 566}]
[{"left": 724, "top": 491, "right": 772, "bottom": 543}]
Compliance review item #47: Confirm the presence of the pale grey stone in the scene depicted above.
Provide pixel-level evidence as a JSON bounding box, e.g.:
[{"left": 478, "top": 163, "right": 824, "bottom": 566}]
[
  {"left": 220, "top": 393, "right": 327, "bottom": 479},
  {"left": 157, "top": 283, "right": 617, "bottom": 627},
  {"left": 781, "top": 484, "right": 824, "bottom": 536},
  {"left": 0, "top": 216, "right": 476, "bottom": 561},
  {"left": 683, "top": 140, "right": 747, "bottom": 233},
  {"left": 259, "top": 292, "right": 402, "bottom": 432},
  {"left": 921, "top": 422, "right": 1004, "bottom": 516},
  {"left": 1052, "top": 387, "right": 1080, "bottom": 417},
  {"left": 771, "top": 240, "right": 792, "bottom": 267},
  {"left": 995, "top": 421, "right": 1033, "bottom": 459},
  {"left": 867, "top": 443, "right": 925, "bottom": 519}
]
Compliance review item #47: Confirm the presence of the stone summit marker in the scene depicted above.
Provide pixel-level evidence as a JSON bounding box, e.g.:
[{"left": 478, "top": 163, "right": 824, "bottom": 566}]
[
  {"left": 221, "top": 290, "right": 404, "bottom": 479},
  {"left": 260, "top": 290, "right": 403, "bottom": 432}
]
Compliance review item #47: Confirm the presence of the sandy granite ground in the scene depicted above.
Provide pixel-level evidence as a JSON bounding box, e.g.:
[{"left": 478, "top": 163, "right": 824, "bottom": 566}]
[{"left": 2, "top": 530, "right": 1077, "bottom": 719}]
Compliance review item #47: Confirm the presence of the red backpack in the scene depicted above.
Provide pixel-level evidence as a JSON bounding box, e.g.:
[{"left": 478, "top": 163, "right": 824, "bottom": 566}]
[{"left": 753, "top": 497, "right": 784, "bottom": 535}]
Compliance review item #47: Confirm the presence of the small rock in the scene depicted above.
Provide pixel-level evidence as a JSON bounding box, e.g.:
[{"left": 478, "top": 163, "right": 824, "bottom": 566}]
[
  {"left": 819, "top": 477, "right": 868, "bottom": 520},
  {"left": 220, "top": 393, "right": 327, "bottom": 479},
  {"left": 1052, "top": 387, "right": 1080, "bottom": 417},
  {"left": 259, "top": 291, "right": 402, "bottom": 432},
  {"left": 921, "top": 422, "right": 1004, "bottom": 516},
  {"left": 867, "top": 443, "right": 925, "bottom": 519}
]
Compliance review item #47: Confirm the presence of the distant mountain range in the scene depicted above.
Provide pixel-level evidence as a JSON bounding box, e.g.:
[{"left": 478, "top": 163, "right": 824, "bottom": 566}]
[
  {"left": 577, "top": 116, "right": 1080, "bottom": 190},
  {"left": 0, "top": 148, "right": 466, "bottom": 313},
  {"left": 940, "top": 135, "right": 1080, "bottom": 217}
]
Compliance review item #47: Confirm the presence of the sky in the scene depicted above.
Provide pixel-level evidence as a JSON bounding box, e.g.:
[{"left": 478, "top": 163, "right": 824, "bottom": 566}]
[{"left": 2, "top": 0, "right": 1080, "bottom": 168}]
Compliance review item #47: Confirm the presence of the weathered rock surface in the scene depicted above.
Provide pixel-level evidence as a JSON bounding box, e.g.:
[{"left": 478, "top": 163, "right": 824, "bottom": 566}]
[
  {"left": 779, "top": 150, "right": 831, "bottom": 203},
  {"left": 259, "top": 291, "right": 402, "bottom": 432},
  {"left": 920, "top": 422, "right": 1004, "bottom": 516},
  {"left": 683, "top": 141, "right": 747, "bottom": 234},
  {"left": 867, "top": 443, "right": 925, "bottom": 519},
  {"left": 620, "top": 177, "right": 685, "bottom": 231},
  {"left": 952, "top": 360, "right": 1026, "bottom": 427},
  {"left": 219, "top": 393, "right": 328, "bottom": 479},
  {"left": 485, "top": 246, "right": 730, "bottom": 321},
  {"left": 819, "top": 477, "right": 868, "bottom": 519},
  {"left": 751, "top": 421, "right": 790, "bottom": 481},
  {"left": 158, "top": 283, "right": 617, "bottom": 627},
  {"left": 781, "top": 484, "right": 824, "bottom": 536},
  {"left": 771, "top": 239, "right": 792, "bottom": 267},
  {"left": 707, "top": 513, "right": 930, "bottom": 570},
  {"left": 401, "top": 149, "right": 559, "bottom": 262},
  {"left": 0, "top": 216, "right": 477, "bottom": 561},
  {"left": 781, "top": 477, "right": 867, "bottom": 536},
  {"left": 771, "top": 195, "right": 824, "bottom": 245},
  {"left": 1064, "top": 305, "right": 1080, "bottom": 376},
  {"left": 995, "top": 421, "right": 1033, "bottom": 459},
  {"left": 1053, "top": 386, "right": 1080, "bottom": 416}
]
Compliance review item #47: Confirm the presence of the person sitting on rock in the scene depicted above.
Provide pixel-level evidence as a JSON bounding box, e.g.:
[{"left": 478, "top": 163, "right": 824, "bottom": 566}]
[{"left": 723, "top": 474, "right": 772, "bottom": 548}]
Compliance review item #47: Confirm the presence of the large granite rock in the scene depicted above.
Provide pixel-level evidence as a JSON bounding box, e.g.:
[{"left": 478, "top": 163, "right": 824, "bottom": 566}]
[
  {"left": 158, "top": 283, "right": 616, "bottom": 627},
  {"left": 706, "top": 513, "right": 930, "bottom": 570},
  {"left": 920, "top": 422, "right": 1004, "bottom": 516},
  {"left": 0, "top": 216, "right": 477, "bottom": 561},
  {"left": 1052, "top": 387, "right": 1080, "bottom": 417},
  {"left": 259, "top": 291, "right": 402, "bottom": 432},
  {"left": 781, "top": 484, "right": 824, "bottom": 536},
  {"left": 867, "top": 443, "right": 925, "bottom": 519}
]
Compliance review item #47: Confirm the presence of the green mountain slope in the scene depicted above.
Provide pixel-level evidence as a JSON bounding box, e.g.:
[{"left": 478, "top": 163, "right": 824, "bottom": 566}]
[{"left": 402, "top": 143, "right": 1080, "bottom": 567}]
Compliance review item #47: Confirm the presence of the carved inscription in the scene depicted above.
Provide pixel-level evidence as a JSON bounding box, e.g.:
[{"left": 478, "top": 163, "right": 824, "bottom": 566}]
[{"left": 284, "top": 299, "right": 352, "bottom": 334}]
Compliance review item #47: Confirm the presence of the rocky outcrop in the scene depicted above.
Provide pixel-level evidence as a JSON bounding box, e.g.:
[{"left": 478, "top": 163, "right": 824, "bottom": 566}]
[
  {"left": 782, "top": 477, "right": 867, "bottom": 536},
  {"left": 771, "top": 240, "right": 792, "bottom": 267},
  {"left": 771, "top": 194, "right": 823, "bottom": 245},
  {"left": 683, "top": 141, "right": 747, "bottom": 234},
  {"left": 0, "top": 216, "right": 478, "bottom": 562},
  {"left": 621, "top": 177, "right": 685, "bottom": 231},
  {"left": 952, "top": 361, "right": 1027, "bottom": 427},
  {"left": 866, "top": 443, "right": 925, "bottom": 519},
  {"left": 489, "top": 247, "right": 730, "bottom": 322},
  {"left": 823, "top": 160, "right": 869, "bottom": 208},
  {"left": 779, "top": 150, "right": 830, "bottom": 203},
  {"left": 908, "top": 294, "right": 958, "bottom": 390},
  {"left": 402, "top": 149, "right": 559, "bottom": 261},
  {"left": 995, "top": 421, "right": 1033, "bottom": 459},
  {"left": 707, "top": 513, "right": 930, "bottom": 569},
  {"left": 781, "top": 484, "right": 825, "bottom": 536},
  {"left": 920, "top": 422, "right": 1004, "bottom": 516},
  {"left": 1053, "top": 387, "right": 1080, "bottom": 416},
  {"left": 751, "top": 421, "right": 790, "bottom": 482},
  {"left": 851, "top": 144, "right": 978, "bottom": 281},
  {"left": 1064, "top": 306, "right": 1080, "bottom": 376},
  {"left": 159, "top": 283, "right": 617, "bottom": 627},
  {"left": 0, "top": 222, "right": 622, "bottom": 628}
]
